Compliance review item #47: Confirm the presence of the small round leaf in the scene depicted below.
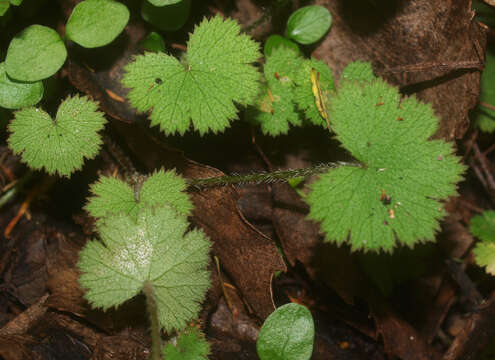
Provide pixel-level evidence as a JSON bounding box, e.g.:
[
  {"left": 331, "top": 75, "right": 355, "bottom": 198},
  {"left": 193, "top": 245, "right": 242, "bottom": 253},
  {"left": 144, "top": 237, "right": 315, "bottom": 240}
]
[
  {"left": 6, "top": 25, "right": 67, "bottom": 82},
  {"left": 66, "top": 0, "right": 130, "bottom": 48},
  {"left": 139, "top": 32, "right": 166, "bottom": 52},
  {"left": 0, "top": 62, "right": 43, "bottom": 109},
  {"left": 264, "top": 35, "right": 300, "bottom": 57},
  {"left": 257, "top": 303, "right": 314, "bottom": 360},
  {"left": 285, "top": 5, "right": 332, "bottom": 45},
  {"left": 141, "top": 0, "right": 190, "bottom": 31},
  {"left": 147, "top": 0, "right": 182, "bottom": 6}
]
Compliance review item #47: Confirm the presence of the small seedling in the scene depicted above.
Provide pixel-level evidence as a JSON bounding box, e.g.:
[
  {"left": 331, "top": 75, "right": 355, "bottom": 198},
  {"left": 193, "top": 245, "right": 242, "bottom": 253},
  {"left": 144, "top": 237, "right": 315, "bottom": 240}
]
[{"left": 257, "top": 303, "right": 315, "bottom": 360}]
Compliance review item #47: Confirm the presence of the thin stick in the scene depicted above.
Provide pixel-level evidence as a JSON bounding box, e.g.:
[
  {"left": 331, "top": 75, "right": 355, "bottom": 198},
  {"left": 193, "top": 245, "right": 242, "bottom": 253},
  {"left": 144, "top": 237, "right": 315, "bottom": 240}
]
[
  {"left": 143, "top": 281, "right": 162, "bottom": 360},
  {"left": 187, "top": 162, "right": 362, "bottom": 189}
]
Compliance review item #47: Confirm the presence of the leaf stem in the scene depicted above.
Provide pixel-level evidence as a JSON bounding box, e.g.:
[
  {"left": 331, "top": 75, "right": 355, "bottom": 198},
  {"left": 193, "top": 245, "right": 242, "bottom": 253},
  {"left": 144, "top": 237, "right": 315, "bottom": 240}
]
[
  {"left": 186, "top": 161, "right": 361, "bottom": 189},
  {"left": 143, "top": 281, "right": 162, "bottom": 360}
]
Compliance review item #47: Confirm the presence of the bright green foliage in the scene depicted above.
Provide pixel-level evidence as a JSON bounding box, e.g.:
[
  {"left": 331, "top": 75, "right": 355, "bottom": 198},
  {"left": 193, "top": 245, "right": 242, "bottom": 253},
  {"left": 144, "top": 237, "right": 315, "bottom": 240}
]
[
  {"left": 470, "top": 211, "right": 495, "bottom": 275},
  {"left": 307, "top": 79, "right": 464, "bottom": 252},
  {"left": 0, "top": 62, "right": 43, "bottom": 109},
  {"left": 8, "top": 95, "right": 106, "bottom": 176},
  {"left": 78, "top": 205, "right": 211, "bottom": 333},
  {"left": 140, "top": 32, "right": 166, "bottom": 53},
  {"left": 340, "top": 61, "right": 376, "bottom": 83},
  {"left": 474, "top": 49, "right": 495, "bottom": 133},
  {"left": 264, "top": 35, "right": 300, "bottom": 57},
  {"left": 163, "top": 328, "right": 210, "bottom": 360},
  {"left": 286, "top": 5, "right": 332, "bottom": 45},
  {"left": 252, "top": 46, "right": 303, "bottom": 135},
  {"left": 294, "top": 58, "right": 334, "bottom": 126},
  {"left": 141, "top": 0, "right": 190, "bottom": 31},
  {"left": 5, "top": 25, "right": 67, "bottom": 82},
  {"left": 66, "top": 0, "right": 130, "bottom": 48},
  {"left": 257, "top": 303, "right": 314, "bottom": 360},
  {"left": 9, "top": 0, "right": 22, "bottom": 5},
  {"left": 122, "top": 15, "right": 261, "bottom": 135},
  {"left": 0, "top": 2, "right": 9, "bottom": 16},
  {"left": 86, "top": 169, "right": 193, "bottom": 219},
  {"left": 148, "top": 0, "right": 182, "bottom": 6}
]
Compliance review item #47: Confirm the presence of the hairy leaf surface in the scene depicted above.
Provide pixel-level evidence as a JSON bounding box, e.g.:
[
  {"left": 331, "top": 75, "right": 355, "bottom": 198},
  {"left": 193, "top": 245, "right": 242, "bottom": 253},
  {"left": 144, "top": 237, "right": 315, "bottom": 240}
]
[
  {"left": 122, "top": 15, "right": 261, "bottom": 135},
  {"left": 251, "top": 46, "right": 302, "bottom": 135},
  {"left": 78, "top": 205, "right": 211, "bottom": 333},
  {"left": 8, "top": 95, "right": 106, "bottom": 176},
  {"left": 86, "top": 169, "right": 193, "bottom": 219},
  {"left": 163, "top": 328, "right": 210, "bottom": 360},
  {"left": 307, "top": 79, "right": 464, "bottom": 252}
]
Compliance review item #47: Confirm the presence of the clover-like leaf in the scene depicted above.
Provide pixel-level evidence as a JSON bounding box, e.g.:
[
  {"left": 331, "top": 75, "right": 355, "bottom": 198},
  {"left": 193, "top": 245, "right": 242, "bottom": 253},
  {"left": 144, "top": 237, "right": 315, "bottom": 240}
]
[
  {"left": 293, "top": 58, "right": 334, "bottom": 127},
  {"left": 251, "top": 46, "right": 303, "bottom": 135},
  {"left": 257, "top": 303, "right": 314, "bottom": 360},
  {"left": 307, "top": 79, "right": 464, "bottom": 252},
  {"left": 122, "top": 15, "right": 261, "bottom": 135},
  {"left": 163, "top": 327, "right": 210, "bottom": 360},
  {"left": 66, "top": 0, "right": 130, "bottom": 48},
  {"left": 470, "top": 211, "right": 495, "bottom": 275},
  {"left": 5, "top": 25, "right": 67, "bottom": 82},
  {"left": 8, "top": 95, "right": 106, "bottom": 176},
  {"left": 78, "top": 205, "right": 211, "bottom": 333},
  {"left": 0, "top": 62, "right": 43, "bottom": 109},
  {"left": 86, "top": 169, "right": 193, "bottom": 219}
]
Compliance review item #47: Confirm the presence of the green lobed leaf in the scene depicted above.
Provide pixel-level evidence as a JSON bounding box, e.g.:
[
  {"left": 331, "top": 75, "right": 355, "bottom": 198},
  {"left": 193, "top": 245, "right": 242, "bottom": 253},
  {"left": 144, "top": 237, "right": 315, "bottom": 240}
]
[
  {"left": 257, "top": 303, "right": 314, "bottom": 360},
  {"left": 474, "top": 49, "right": 495, "bottom": 133},
  {"left": 78, "top": 205, "right": 211, "bottom": 333},
  {"left": 251, "top": 46, "right": 303, "bottom": 135},
  {"left": 122, "top": 15, "right": 261, "bottom": 135},
  {"left": 148, "top": 0, "right": 182, "bottom": 6},
  {"left": 5, "top": 25, "right": 67, "bottom": 82},
  {"left": 470, "top": 211, "right": 495, "bottom": 275},
  {"left": 86, "top": 169, "right": 193, "bottom": 219},
  {"left": 307, "top": 79, "right": 464, "bottom": 252},
  {"left": 0, "top": 62, "right": 43, "bottom": 109},
  {"left": 66, "top": 0, "right": 130, "bottom": 49},
  {"left": 8, "top": 95, "right": 106, "bottom": 176},
  {"left": 264, "top": 35, "right": 300, "bottom": 57},
  {"left": 139, "top": 31, "right": 166, "bottom": 53},
  {"left": 340, "top": 61, "right": 376, "bottom": 83},
  {"left": 285, "top": 5, "right": 332, "bottom": 45},
  {"left": 163, "top": 327, "right": 210, "bottom": 360},
  {"left": 293, "top": 58, "right": 334, "bottom": 127},
  {"left": 9, "top": 0, "right": 22, "bottom": 5},
  {"left": 141, "top": 0, "right": 191, "bottom": 31}
]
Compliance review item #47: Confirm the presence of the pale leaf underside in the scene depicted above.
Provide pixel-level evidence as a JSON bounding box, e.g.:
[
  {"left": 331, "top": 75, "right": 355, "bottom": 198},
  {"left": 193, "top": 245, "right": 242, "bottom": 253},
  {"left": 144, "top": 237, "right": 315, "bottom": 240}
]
[{"left": 78, "top": 205, "right": 211, "bottom": 333}]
